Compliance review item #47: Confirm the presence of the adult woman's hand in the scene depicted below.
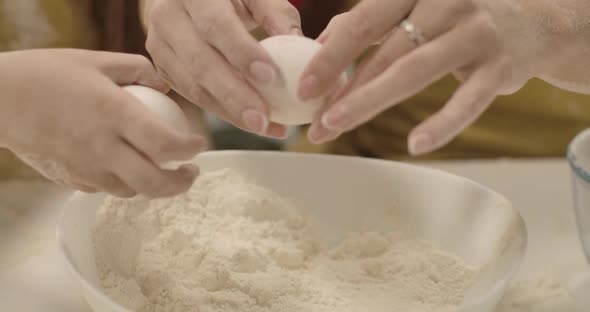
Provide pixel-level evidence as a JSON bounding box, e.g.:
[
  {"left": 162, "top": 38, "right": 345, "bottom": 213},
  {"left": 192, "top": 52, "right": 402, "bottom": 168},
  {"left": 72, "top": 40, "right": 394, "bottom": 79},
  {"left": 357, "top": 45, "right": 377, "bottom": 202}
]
[
  {"left": 0, "top": 49, "right": 206, "bottom": 198},
  {"left": 142, "top": 0, "right": 302, "bottom": 139},
  {"left": 300, "top": 0, "right": 582, "bottom": 155}
]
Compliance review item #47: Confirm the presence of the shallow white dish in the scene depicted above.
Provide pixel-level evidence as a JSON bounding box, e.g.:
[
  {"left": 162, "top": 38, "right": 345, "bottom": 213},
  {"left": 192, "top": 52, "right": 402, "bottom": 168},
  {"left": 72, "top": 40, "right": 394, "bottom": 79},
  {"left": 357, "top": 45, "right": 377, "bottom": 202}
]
[{"left": 57, "top": 151, "right": 526, "bottom": 312}]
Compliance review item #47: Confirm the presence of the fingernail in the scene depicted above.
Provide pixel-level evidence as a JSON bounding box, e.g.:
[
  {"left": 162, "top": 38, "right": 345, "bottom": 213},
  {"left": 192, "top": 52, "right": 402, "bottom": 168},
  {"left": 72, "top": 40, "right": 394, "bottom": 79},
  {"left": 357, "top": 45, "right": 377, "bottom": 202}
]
[
  {"left": 265, "top": 127, "right": 289, "bottom": 140},
  {"left": 299, "top": 75, "right": 319, "bottom": 101},
  {"left": 308, "top": 122, "right": 338, "bottom": 144},
  {"left": 408, "top": 134, "right": 433, "bottom": 156},
  {"left": 309, "top": 130, "right": 337, "bottom": 144},
  {"left": 242, "top": 109, "right": 269, "bottom": 134},
  {"left": 249, "top": 61, "right": 276, "bottom": 84},
  {"left": 308, "top": 132, "right": 324, "bottom": 144},
  {"left": 316, "top": 131, "right": 340, "bottom": 144},
  {"left": 321, "top": 105, "right": 349, "bottom": 130}
]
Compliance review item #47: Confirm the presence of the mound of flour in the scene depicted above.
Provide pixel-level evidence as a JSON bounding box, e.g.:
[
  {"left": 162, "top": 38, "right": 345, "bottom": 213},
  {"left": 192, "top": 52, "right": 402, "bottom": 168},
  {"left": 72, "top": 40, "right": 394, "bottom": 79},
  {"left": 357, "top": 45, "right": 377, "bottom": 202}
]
[
  {"left": 94, "top": 169, "right": 475, "bottom": 312},
  {"left": 497, "top": 277, "right": 578, "bottom": 312}
]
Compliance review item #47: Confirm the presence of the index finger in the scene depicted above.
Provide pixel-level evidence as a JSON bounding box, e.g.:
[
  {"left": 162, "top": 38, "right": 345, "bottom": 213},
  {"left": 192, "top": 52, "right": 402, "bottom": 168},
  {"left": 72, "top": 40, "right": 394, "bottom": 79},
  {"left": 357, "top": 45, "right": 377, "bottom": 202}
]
[
  {"left": 298, "top": 0, "right": 416, "bottom": 101},
  {"left": 242, "top": 0, "right": 302, "bottom": 35},
  {"left": 184, "top": 0, "right": 278, "bottom": 85}
]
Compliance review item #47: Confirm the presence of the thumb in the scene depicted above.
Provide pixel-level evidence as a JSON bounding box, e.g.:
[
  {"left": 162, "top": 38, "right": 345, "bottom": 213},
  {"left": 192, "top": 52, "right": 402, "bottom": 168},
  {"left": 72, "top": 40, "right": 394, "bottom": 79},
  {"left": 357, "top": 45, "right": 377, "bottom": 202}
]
[
  {"left": 244, "top": 0, "right": 303, "bottom": 35},
  {"left": 95, "top": 52, "right": 169, "bottom": 93}
]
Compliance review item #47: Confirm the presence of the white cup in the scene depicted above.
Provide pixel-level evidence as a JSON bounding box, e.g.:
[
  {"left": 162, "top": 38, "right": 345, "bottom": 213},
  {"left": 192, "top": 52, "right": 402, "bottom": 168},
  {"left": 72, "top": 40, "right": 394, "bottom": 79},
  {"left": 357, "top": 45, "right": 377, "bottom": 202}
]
[{"left": 568, "top": 128, "right": 590, "bottom": 263}]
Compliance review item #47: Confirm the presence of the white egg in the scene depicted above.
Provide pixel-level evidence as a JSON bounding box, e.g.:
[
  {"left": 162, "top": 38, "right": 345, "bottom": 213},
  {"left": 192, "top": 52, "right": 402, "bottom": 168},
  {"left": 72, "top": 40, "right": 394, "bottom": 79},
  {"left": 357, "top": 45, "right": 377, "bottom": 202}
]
[
  {"left": 124, "top": 85, "right": 191, "bottom": 133},
  {"left": 252, "top": 35, "right": 348, "bottom": 125},
  {"left": 123, "top": 85, "right": 191, "bottom": 170}
]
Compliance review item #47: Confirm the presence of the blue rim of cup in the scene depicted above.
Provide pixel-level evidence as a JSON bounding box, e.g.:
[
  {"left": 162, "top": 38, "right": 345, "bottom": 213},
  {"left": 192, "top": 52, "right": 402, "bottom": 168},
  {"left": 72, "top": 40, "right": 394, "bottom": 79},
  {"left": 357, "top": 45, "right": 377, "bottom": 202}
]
[{"left": 568, "top": 129, "right": 590, "bottom": 184}]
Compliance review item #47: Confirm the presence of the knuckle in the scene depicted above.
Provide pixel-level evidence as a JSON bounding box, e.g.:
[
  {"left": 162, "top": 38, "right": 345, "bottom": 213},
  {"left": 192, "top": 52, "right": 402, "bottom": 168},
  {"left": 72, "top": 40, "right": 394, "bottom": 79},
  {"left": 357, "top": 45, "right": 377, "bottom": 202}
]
[
  {"left": 326, "top": 13, "right": 347, "bottom": 30},
  {"left": 453, "top": 68, "right": 472, "bottom": 82},
  {"left": 280, "top": 3, "right": 301, "bottom": 23},
  {"left": 313, "top": 49, "right": 344, "bottom": 79},
  {"left": 469, "top": 13, "right": 503, "bottom": 57},
  {"left": 198, "top": 11, "right": 230, "bottom": 38},
  {"left": 128, "top": 54, "right": 152, "bottom": 69},
  {"left": 188, "top": 53, "right": 211, "bottom": 81},
  {"left": 126, "top": 116, "right": 163, "bottom": 147},
  {"left": 155, "top": 66, "right": 173, "bottom": 85},
  {"left": 128, "top": 114, "right": 150, "bottom": 133},
  {"left": 199, "top": 20, "right": 219, "bottom": 38},
  {"left": 216, "top": 87, "right": 239, "bottom": 111},
  {"left": 471, "top": 12, "right": 498, "bottom": 39},
  {"left": 343, "top": 10, "right": 374, "bottom": 41},
  {"left": 367, "top": 53, "right": 394, "bottom": 77},
  {"left": 187, "top": 83, "right": 204, "bottom": 103},
  {"left": 95, "top": 94, "right": 121, "bottom": 118},
  {"left": 149, "top": 135, "right": 179, "bottom": 160},
  {"left": 398, "top": 54, "right": 433, "bottom": 80},
  {"left": 156, "top": 137, "right": 184, "bottom": 157},
  {"left": 332, "top": 13, "right": 348, "bottom": 24},
  {"left": 446, "top": 0, "right": 478, "bottom": 16}
]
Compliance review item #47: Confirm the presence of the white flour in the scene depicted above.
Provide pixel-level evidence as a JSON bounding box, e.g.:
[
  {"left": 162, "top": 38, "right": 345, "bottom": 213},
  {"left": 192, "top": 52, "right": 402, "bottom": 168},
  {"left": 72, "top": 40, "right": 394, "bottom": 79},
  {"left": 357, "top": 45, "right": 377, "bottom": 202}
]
[
  {"left": 497, "top": 277, "right": 578, "bottom": 312},
  {"left": 94, "top": 169, "right": 476, "bottom": 312}
]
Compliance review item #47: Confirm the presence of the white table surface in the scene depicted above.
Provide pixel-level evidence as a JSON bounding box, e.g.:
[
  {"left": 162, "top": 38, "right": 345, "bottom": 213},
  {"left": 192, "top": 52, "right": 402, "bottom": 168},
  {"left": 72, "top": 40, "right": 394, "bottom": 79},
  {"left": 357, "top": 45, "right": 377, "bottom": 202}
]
[{"left": 0, "top": 159, "right": 588, "bottom": 311}]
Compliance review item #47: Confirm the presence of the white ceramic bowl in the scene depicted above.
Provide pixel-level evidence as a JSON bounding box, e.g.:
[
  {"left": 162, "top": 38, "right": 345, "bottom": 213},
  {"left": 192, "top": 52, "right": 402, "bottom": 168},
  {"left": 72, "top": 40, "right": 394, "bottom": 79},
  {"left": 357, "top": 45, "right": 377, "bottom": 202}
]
[
  {"left": 57, "top": 151, "right": 526, "bottom": 312},
  {"left": 569, "top": 128, "right": 590, "bottom": 262}
]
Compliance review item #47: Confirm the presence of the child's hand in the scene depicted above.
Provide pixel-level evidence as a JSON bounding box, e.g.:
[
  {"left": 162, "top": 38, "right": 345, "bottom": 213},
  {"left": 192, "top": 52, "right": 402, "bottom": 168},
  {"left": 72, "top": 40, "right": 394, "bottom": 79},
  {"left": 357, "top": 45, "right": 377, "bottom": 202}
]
[{"left": 0, "top": 49, "right": 206, "bottom": 198}]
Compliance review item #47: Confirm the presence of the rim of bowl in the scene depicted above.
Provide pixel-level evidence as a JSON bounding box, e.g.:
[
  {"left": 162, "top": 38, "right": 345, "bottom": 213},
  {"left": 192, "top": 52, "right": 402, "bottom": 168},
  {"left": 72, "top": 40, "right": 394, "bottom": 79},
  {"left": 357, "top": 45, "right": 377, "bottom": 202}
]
[
  {"left": 56, "top": 202, "right": 130, "bottom": 312},
  {"left": 56, "top": 150, "right": 526, "bottom": 311},
  {"left": 568, "top": 128, "right": 590, "bottom": 184}
]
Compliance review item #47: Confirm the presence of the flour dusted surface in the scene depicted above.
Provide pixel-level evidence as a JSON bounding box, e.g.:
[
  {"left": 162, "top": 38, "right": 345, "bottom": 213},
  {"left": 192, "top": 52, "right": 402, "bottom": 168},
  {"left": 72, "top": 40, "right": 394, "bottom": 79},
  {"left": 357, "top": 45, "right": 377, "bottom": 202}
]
[{"left": 94, "top": 169, "right": 475, "bottom": 312}]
